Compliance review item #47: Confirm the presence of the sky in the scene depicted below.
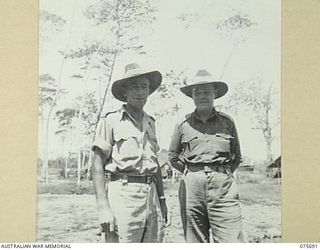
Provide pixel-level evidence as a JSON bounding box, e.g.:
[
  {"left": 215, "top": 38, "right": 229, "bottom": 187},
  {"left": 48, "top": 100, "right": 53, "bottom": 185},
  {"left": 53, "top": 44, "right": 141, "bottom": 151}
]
[{"left": 39, "top": 0, "right": 281, "bottom": 162}]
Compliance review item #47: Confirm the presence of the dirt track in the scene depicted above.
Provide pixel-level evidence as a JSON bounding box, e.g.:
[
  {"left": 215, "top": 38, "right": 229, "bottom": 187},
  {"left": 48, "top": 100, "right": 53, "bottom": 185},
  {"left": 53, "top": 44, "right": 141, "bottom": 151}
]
[{"left": 37, "top": 181, "right": 281, "bottom": 243}]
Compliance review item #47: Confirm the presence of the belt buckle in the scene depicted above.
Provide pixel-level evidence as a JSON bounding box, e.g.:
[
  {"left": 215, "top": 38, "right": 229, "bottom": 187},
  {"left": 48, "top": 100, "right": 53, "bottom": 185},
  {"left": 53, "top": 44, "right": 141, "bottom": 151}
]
[
  {"left": 217, "top": 166, "right": 224, "bottom": 173},
  {"left": 146, "top": 176, "right": 152, "bottom": 184},
  {"left": 105, "top": 172, "right": 111, "bottom": 181},
  {"left": 121, "top": 175, "right": 128, "bottom": 185}
]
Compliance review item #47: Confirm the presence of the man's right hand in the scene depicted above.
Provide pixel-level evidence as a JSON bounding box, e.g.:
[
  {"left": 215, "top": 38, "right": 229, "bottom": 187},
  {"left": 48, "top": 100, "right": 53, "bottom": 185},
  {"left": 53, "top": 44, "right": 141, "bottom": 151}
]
[{"left": 98, "top": 208, "right": 116, "bottom": 231}]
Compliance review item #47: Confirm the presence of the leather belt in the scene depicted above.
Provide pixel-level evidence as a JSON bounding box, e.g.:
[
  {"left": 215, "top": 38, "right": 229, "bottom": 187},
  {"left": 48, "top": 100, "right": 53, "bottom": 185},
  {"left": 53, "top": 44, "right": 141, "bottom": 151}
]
[
  {"left": 187, "top": 163, "right": 230, "bottom": 173},
  {"left": 105, "top": 172, "right": 154, "bottom": 184}
]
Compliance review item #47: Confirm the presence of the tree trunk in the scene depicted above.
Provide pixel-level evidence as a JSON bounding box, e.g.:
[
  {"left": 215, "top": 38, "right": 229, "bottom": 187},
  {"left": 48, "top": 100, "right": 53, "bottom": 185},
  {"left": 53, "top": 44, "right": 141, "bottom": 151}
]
[
  {"left": 266, "top": 130, "right": 273, "bottom": 164},
  {"left": 94, "top": 0, "right": 121, "bottom": 137},
  {"left": 220, "top": 41, "right": 239, "bottom": 79},
  {"left": 94, "top": 50, "right": 118, "bottom": 137},
  {"left": 77, "top": 114, "right": 82, "bottom": 187},
  {"left": 43, "top": 0, "right": 77, "bottom": 184},
  {"left": 40, "top": 104, "right": 46, "bottom": 179},
  {"left": 65, "top": 154, "right": 68, "bottom": 179},
  {"left": 265, "top": 86, "right": 273, "bottom": 164},
  {"left": 88, "top": 150, "right": 92, "bottom": 179},
  {"left": 81, "top": 143, "right": 86, "bottom": 168},
  {"left": 44, "top": 112, "right": 51, "bottom": 184}
]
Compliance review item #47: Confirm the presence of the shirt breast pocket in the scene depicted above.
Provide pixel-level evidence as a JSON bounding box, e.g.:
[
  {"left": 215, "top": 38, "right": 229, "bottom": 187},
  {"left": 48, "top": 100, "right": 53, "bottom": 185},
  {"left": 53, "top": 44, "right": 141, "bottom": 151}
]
[
  {"left": 212, "top": 133, "right": 233, "bottom": 152},
  {"left": 181, "top": 135, "right": 198, "bottom": 152},
  {"left": 113, "top": 128, "right": 139, "bottom": 157}
]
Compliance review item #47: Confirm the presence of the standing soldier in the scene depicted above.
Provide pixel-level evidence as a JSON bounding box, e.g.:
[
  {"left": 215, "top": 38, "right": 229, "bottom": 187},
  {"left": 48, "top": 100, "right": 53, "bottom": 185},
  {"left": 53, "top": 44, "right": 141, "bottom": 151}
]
[
  {"left": 92, "top": 63, "right": 168, "bottom": 243},
  {"left": 169, "top": 69, "right": 245, "bottom": 243}
]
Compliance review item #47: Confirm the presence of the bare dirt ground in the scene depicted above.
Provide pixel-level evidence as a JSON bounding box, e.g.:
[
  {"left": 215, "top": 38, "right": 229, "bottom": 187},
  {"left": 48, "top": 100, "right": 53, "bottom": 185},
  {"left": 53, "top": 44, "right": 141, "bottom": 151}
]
[{"left": 37, "top": 179, "right": 281, "bottom": 243}]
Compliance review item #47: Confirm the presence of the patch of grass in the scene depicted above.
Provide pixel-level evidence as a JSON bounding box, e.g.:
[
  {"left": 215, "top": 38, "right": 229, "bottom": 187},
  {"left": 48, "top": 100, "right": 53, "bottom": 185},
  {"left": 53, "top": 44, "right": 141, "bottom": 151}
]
[
  {"left": 38, "top": 180, "right": 94, "bottom": 195},
  {"left": 239, "top": 180, "right": 281, "bottom": 205},
  {"left": 38, "top": 178, "right": 282, "bottom": 208}
]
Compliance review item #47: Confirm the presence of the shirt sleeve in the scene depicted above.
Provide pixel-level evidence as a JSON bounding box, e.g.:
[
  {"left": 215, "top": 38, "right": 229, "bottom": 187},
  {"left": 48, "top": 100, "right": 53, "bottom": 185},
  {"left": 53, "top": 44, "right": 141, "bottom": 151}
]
[
  {"left": 168, "top": 123, "right": 184, "bottom": 172},
  {"left": 91, "top": 117, "right": 113, "bottom": 159},
  {"left": 230, "top": 121, "right": 242, "bottom": 168},
  {"left": 150, "top": 120, "right": 160, "bottom": 154}
]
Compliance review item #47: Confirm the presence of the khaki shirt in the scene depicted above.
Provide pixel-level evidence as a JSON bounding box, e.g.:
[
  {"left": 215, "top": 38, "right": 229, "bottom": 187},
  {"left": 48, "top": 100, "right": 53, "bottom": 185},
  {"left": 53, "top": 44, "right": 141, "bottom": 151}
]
[
  {"left": 169, "top": 108, "right": 242, "bottom": 168},
  {"left": 92, "top": 105, "right": 160, "bottom": 175}
]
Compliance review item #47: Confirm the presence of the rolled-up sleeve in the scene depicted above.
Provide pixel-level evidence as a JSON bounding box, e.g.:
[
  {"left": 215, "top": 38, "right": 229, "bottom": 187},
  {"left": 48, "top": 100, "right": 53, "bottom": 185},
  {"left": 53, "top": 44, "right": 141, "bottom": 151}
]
[{"left": 91, "top": 117, "right": 113, "bottom": 159}]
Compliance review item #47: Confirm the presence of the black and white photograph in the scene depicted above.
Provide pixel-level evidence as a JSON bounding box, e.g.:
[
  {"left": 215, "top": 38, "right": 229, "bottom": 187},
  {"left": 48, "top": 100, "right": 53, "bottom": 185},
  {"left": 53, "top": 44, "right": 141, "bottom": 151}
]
[{"left": 38, "top": 0, "right": 281, "bottom": 243}]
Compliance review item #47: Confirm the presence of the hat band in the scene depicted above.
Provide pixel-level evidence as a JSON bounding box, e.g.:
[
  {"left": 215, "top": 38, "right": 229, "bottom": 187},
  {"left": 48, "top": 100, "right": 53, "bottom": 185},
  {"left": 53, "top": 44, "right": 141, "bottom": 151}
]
[
  {"left": 123, "top": 68, "right": 145, "bottom": 79},
  {"left": 193, "top": 75, "right": 216, "bottom": 84}
]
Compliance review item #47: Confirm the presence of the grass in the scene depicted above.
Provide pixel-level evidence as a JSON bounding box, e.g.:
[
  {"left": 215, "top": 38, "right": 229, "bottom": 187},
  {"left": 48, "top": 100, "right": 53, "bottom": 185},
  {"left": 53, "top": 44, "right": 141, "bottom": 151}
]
[
  {"left": 37, "top": 177, "right": 281, "bottom": 243},
  {"left": 38, "top": 180, "right": 94, "bottom": 195},
  {"left": 38, "top": 177, "right": 281, "bottom": 206},
  {"left": 238, "top": 179, "right": 281, "bottom": 205}
]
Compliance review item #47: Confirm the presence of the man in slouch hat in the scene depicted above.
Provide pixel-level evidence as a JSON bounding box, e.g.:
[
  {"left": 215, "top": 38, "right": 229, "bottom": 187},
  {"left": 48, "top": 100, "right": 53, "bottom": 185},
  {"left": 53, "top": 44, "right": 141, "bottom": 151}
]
[
  {"left": 92, "top": 63, "right": 168, "bottom": 243},
  {"left": 169, "top": 69, "right": 245, "bottom": 243}
]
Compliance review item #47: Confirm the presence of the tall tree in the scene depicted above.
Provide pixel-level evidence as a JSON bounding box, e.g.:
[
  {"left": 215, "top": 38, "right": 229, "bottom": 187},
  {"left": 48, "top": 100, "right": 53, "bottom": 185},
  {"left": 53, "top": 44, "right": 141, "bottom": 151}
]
[
  {"left": 74, "top": 92, "right": 99, "bottom": 185},
  {"left": 151, "top": 70, "right": 185, "bottom": 119},
  {"left": 65, "top": 0, "right": 158, "bottom": 134},
  {"left": 39, "top": 2, "right": 77, "bottom": 183},
  {"left": 54, "top": 92, "right": 99, "bottom": 184},
  {"left": 215, "top": 13, "right": 257, "bottom": 78},
  {"left": 39, "top": 73, "right": 66, "bottom": 181},
  {"left": 39, "top": 10, "right": 66, "bottom": 51},
  {"left": 148, "top": 70, "right": 186, "bottom": 146},
  {"left": 61, "top": 0, "right": 158, "bottom": 185},
  {"left": 225, "top": 78, "right": 280, "bottom": 163},
  {"left": 55, "top": 108, "right": 77, "bottom": 179},
  {"left": 177, "top": 5, "right": 257, "bottom": 78}
]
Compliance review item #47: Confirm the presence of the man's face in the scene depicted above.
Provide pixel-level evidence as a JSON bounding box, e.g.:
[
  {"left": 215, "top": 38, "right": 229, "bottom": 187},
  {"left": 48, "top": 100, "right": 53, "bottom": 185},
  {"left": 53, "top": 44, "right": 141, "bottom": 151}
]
[
  {"left": 124, "top": 76, "right": 150, "bottom": 110},
  {"left": 192, "top": 84, "right": 215, "bottom": 111}
]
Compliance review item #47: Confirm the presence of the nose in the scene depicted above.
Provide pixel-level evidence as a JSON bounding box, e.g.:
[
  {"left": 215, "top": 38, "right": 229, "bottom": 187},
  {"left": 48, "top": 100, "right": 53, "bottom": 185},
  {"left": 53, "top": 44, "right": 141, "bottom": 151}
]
[{"left": 136, "top": 87, "right": 147, "bottom": 95}]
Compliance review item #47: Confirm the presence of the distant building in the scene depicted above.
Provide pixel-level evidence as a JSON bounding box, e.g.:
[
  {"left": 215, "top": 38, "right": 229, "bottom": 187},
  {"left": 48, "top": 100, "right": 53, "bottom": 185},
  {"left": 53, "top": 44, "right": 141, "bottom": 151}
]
[
  {"left": 267, "top": 156, "right": 281, "bottom": 178},
  {"left": 235, "top": 164, "right": 255, "bottom": 180},
  {"left": 157, "top": 149, "right": 180, "bottom": 181}
]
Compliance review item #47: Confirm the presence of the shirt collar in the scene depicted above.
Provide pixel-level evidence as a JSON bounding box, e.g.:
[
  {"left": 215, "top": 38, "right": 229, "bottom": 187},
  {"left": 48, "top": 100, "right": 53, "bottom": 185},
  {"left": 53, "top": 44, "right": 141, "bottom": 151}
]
[
  {"left": 193, "top": 107, "right": 217, "bottom": 122},
  {"left": 119, "top": 104, "right": 148, "bottom": 124}
]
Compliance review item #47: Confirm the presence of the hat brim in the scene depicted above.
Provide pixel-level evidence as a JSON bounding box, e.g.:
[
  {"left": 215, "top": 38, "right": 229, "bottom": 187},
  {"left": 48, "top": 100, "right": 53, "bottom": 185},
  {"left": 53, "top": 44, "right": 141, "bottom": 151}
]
[
  {"left": 180, "top": 81, "right": 228, "bottom": 99},
  {"left": 111, "top": 71, "right": 162, "bottom": 102}
]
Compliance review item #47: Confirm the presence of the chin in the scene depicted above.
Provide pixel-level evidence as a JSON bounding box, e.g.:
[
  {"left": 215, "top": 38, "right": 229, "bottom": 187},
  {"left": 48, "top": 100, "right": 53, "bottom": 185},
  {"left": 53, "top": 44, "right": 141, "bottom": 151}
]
[
  {"left": 197, "top": 105, "right": 211, "bottom": 110},
  {"left": 134, "top": 102, "right": 146, "bottom": 109}
]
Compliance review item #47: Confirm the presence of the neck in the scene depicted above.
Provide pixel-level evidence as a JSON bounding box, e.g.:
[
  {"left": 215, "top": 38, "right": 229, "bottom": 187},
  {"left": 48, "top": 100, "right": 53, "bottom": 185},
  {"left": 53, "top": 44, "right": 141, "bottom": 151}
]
[
  {"left": 125, "top": 104, "right": 144, "bottom": 121},
  {"left": 196, "top": 108, "right": 214, "bottom": 122},
  {"left": 197, "top": 108, "right": 213, "bottom": 117}
]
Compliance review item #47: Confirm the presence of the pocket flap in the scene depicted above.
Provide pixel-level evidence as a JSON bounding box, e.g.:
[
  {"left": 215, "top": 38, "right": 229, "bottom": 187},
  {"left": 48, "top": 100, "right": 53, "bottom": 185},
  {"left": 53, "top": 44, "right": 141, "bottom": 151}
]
[{"left": 215, "top": 133, "right": 234, "bottom": 140}]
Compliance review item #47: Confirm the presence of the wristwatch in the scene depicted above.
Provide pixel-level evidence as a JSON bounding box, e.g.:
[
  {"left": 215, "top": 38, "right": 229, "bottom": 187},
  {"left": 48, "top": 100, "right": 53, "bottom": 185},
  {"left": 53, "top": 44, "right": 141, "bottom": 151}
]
[{"left": 159, "top": 196, "right": 166, "bottom": 201}]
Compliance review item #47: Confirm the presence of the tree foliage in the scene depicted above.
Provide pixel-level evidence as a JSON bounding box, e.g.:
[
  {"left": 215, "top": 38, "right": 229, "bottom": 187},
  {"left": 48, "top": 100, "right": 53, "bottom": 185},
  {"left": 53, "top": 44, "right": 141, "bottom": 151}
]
[
  {"left": 40, "top": 10, "right": 66, "bottom": 45},
  {"left": 55, "top": 108, "right": 77, "bottom": 135},
  {"left": 39, "top": 74, "right": 67, "bottom": 108},
  {"left": 151, "top": 70, "right": 186, "bottom": 119},
  {"left": 226, "top": 78, "right": 280, "bottom": 163},
  {"left": 75, "top": 92, "right": 99, "bottom": 139}
]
